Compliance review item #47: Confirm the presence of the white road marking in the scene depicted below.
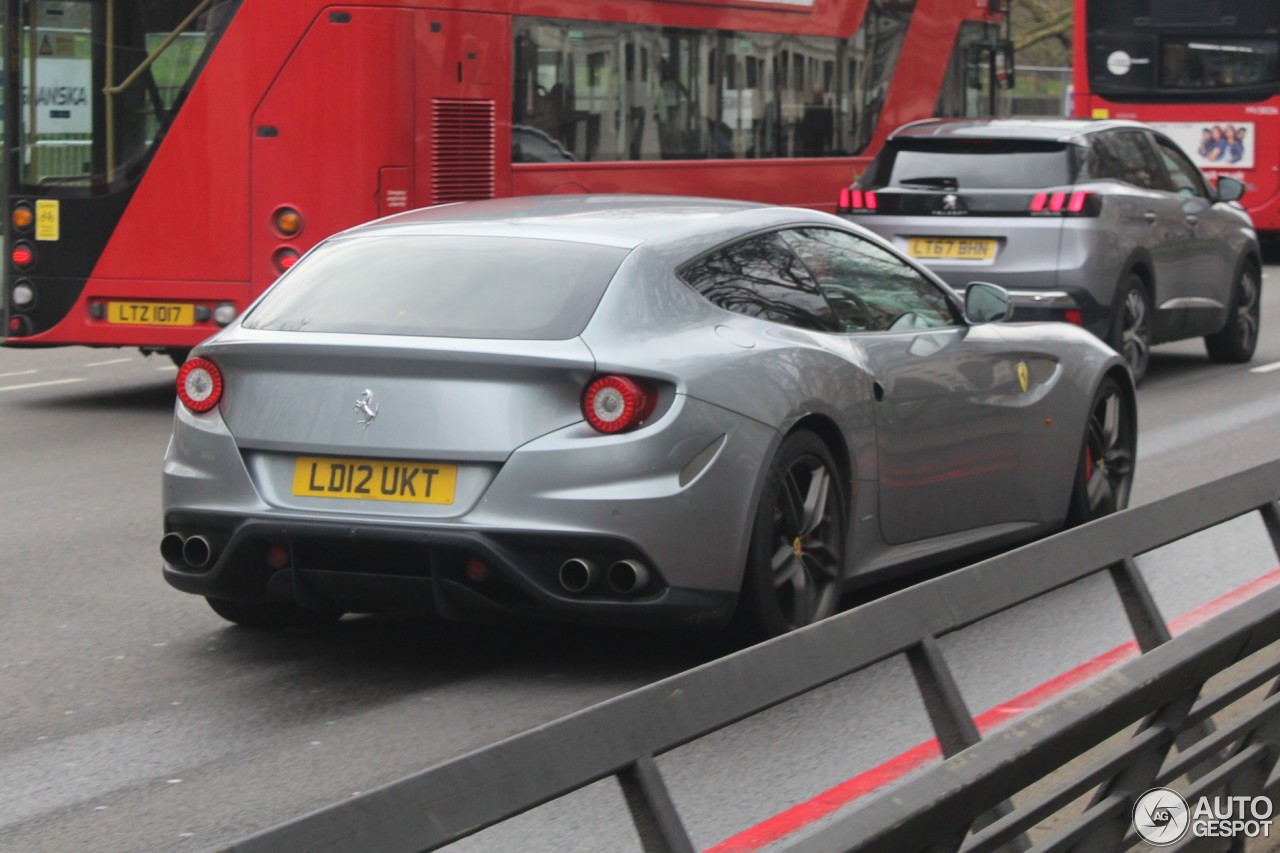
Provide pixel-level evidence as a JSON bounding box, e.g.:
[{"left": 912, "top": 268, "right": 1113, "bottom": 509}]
[
  {"left": 0, "top": 378, "right": 86, "bottom": 393},
  {"left": 155, "top": 365, "right": 178, "bottom": 372},
  {"left": 0, "top": 369, "right": 37, "bottom": 379},
  {"left": 85, "top": 358, "right": 133, "bottom": 367},
  {"left": 1249, "top": 361, "right": 1280, "bottom": 374}
]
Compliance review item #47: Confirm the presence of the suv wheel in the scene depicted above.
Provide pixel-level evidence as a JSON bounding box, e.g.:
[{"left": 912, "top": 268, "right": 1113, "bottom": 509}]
[
  {"left": 1109, "top": 274, "right": 1152, "bottom": 384},
  {"left": 1204, "top": 262, "right": 1260, "bottom": 364}
]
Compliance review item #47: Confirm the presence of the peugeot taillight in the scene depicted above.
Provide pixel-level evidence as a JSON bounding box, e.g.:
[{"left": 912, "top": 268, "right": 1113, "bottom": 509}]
[
  {"left": 582, "top": 375, "right": 656, "bottom": 433},
  {"left": 1029, "top": 190, "right": 1099, "bottom": 217},
  {"left": 837, "top": 188, "right": 878, "bottom": 214},
  {"left": 176, "top": 357, "right": 224, "bottom": 413}
]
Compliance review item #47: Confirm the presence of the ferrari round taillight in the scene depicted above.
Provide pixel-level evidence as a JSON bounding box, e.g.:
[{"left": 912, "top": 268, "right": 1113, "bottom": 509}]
[
  {"left": 582, "top": 375, "right": 654, "bottom": 433},
  {"left": 176, "top": 357, "right": 224, "bottom": 413}
]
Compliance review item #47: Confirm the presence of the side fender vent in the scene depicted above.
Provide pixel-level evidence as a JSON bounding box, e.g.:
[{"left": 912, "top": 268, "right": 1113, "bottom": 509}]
[{"left": 432, "top": 99, "right": 495, "bottom": 203}]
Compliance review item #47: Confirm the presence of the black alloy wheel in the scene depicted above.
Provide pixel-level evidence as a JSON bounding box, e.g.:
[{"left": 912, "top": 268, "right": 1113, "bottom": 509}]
[
  {"left": 206, "top": 596, "right": 344, "bottom": 630},
  {"left": 737, "top": 431, "right": 847, "bottom": 640},
  {"left": 1111, "top": 274, "right": 1152, "bottom": 384},
  {"left": 1067, "top": 376, "right": 1137, "bottom": 526},
  {"left": 1205, "top": 262, "right": 1261, "bottom": 364}
]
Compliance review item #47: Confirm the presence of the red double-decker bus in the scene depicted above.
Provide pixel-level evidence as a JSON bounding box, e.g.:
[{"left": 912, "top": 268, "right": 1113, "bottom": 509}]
[
  {"left": 1073, "top": 0, "right": 1280, "bottom": 237},
  {"left": 2, "top": 0, "right": 1003, "bottom": 362}
]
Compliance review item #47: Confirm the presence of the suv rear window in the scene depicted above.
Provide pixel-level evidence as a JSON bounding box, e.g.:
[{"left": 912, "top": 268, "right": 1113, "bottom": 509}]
[
  {"left": 875, "top": 140, "right": 1078, "bottom": 189},
  {"left": 244, "top": 235, "right": 629, "bottom": 339}
]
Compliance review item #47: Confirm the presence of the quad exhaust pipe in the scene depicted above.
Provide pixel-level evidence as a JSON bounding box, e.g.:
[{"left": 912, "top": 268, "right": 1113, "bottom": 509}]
[
  {"left": 183, "top": 535, "right": 214, "bottom": 569},
  {"left": 161, "top": 532, "right": 218, "bottom": 570},
  {"left": 607, "top": 559, "right": 650, "bottom": 595},
  {"left": 160, "top": 532, "right": 186, "bottom": 565},
  {"left": 558, "top": 558, "right": 599, "bottom": 594},
  {"left": 557, "top": 557, "right": 651, "bottom": 596}
]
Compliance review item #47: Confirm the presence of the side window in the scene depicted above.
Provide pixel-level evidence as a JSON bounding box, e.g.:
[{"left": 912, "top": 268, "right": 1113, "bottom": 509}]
[
  {"left": 1082, "top": 136, "right": 1125, "bottom": 181},
  {"left": 1153, "top": 136, "right": 1209, "bottom": 198},
  {"left": 779, "top": 228, "right": 958, "bottom": 332},
  {"left": 1102, "top": 131, "right": 1165, "bottom": 190},
  {"left": 679, "top": 232, "right": 839, "bottom": 332},
  {"left": 511, "top": 0, "right": 917, "bottom": 164}
]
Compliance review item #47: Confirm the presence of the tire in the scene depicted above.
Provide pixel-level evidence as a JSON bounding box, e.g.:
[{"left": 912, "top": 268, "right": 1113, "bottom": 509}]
[
  {"left": 1066, "top": 375, "right": 1137, "bottom": 527},
  {"left": 735, "top": 431, "right": 847, "bottom": 641},
  {"left": 1108, "top": 273, "right": 1152, "bottom": 385},
  {"left": 1204, "top": 262, "right": 1261, "bottom": 364},
  {"left": 205, "top": 597, "right": 343, "bottom": 630},
  {"left": 167, "top": 348, "right": 192, "bottom": 368}
]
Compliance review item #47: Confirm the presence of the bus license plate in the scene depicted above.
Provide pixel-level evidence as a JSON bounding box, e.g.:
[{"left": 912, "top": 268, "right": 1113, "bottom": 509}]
[
  {"left": 292, "top": 456, "right": 458, "bottom": 505},
  {"left": 106, "top": 301, "right": 195, "bottom": 326},
  {"left": 907, "top": 238, "right": 997, "bottom": 261}
]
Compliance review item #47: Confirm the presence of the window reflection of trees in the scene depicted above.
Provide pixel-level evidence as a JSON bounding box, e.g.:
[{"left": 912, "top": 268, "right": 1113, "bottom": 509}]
[
  {"left": 782, "top": 229, "right": 955, "bottom": 332},
  {"left": 681, "top": 234, "right": 838, "bottom": 332}
]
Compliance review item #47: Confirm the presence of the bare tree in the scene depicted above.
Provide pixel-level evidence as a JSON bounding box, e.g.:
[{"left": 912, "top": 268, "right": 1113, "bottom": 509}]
[{"left": 1012, "top": 0, "right": 1072, "bottom": 65}]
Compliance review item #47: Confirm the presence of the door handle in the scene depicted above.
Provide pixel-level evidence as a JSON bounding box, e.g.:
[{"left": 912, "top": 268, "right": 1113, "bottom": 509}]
[
  {"left": 1185, "top": 214, "right": 1199, "bottom": 226},
  {"left": 1143, "top": 211, "right": 1158, "bottom": 224}
]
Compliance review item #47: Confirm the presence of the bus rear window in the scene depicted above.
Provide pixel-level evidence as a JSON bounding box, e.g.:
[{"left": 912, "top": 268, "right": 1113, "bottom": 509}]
[
  {"left": 878, "top": 141, "right": 1075, "bottom": 189},
  {"left": 243, "top": 236, "right": 630, "bottom": 340},
  {"left": 1161, "top": 39, "right": 1280, "bottom": 90}
]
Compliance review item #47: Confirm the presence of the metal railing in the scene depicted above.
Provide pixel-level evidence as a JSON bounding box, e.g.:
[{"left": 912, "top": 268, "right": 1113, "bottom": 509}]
[{"left": 219, "top": 459, "right": 1280, "bottom": 853}]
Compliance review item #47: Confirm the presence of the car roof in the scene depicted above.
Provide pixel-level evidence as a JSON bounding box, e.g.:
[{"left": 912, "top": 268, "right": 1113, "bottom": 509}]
[
  {"left": 888, "top": 117, "right": 1154, "bottom": 144},
  {"left": 330, "top": 194, "right": 833, "bottom": 250}
]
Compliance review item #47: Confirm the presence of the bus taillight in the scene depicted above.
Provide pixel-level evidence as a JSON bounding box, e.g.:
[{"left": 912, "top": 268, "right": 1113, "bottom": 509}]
[
  {"left": 11, "top": 280, "right": 35, "bottom": 309},
  {"left": 274, "top": 206, "right": 304, "bottom": 237},
  {"left": 12, "top": 203, "right": 33, "bottom": 232},
  {"left": 11, "top": 242, "right": 35, "bottom": 270},
  {"left": 273, "top": 247, "right": 301, "bottom": 272}
]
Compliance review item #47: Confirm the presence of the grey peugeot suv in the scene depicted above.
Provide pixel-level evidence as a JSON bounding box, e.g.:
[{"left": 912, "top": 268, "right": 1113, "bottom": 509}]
[{"left": 838, "top": 118, "right": 1261, "bottom": 383}]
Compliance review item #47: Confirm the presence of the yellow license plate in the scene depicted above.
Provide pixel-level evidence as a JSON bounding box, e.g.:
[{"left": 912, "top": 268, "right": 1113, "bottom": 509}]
[
  {"left": 292, "top": 456, "right": 457, "bottom": 505},
  {"left": 907, "top": 238, "right": 997, "bottom": 261},
  {"left": 105, "top": 301, "right": 195, "bottom": 326}
]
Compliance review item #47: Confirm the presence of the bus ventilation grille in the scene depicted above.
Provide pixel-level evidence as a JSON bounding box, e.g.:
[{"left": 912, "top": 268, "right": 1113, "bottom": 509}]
[{"left": 433, "top": 99, "right": 496, "bottom": 204}]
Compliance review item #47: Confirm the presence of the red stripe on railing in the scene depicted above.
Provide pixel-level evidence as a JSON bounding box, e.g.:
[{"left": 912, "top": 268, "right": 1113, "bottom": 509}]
[{"left": 705, "top": 566, "right": 1280, "bottom": 853}]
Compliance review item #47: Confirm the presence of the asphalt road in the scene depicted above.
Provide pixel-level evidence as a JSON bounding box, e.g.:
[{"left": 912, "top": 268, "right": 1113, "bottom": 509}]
[{"left": 1, "top": 269, "right": 1279, "bottom": 852}]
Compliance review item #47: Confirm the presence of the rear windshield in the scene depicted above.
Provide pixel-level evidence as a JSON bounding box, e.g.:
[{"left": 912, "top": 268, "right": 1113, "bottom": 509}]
[
  {"left": 243, "top": 235, "right": 630, "bottom": 339},
  {"left": 877, "top": 140, "right": 1077, "bottom": 189}
]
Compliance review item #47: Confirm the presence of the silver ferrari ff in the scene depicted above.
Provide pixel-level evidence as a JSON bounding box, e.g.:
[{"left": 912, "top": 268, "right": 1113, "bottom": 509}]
[{"left": 161, "top": 195, "right": 1137, "bottom": 640}]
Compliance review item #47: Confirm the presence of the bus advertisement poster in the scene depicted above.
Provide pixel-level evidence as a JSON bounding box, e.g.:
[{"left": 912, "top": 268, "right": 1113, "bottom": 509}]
[{"left": 1149, "top": 121, "right": 1256, "bottom": 170}]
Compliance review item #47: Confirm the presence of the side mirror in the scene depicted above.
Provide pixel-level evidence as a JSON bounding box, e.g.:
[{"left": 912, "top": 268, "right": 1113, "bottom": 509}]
[
  {"left": 1216, "top": 175, "right": 1246, "bottom": 204},
  {"left": 965, "top": 281, "right": 1010, "bottom": 324}
]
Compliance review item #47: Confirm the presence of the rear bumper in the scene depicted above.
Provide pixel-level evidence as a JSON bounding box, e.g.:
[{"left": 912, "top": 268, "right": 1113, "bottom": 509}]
[
  {"left": 846, "top": 214, "right": 1115, "bottom": 338},
  {"left": 162, "top": 391, "right": 775, "bottom": 626},
  {"left": 161, "top": 514, "right": 736, "bottom": 628},
  {"left": 1004, "top": 287, "right": 1112, "bottom": 340}
]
